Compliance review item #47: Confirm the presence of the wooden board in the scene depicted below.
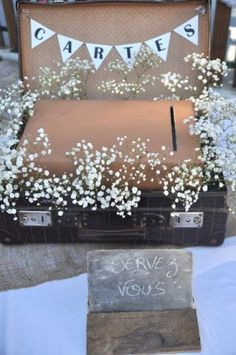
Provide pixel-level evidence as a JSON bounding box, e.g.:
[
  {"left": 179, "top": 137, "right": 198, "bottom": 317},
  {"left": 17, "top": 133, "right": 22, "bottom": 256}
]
[
  {"left": 2, "top": 0, "right": 18, "bottom": 51},
  {"left": 87, "top": 308, "right": 201, "bottom": 355},
  {"left": 211, "top": 0, "right": 231, "bottom": 61},
  {"left": 88, "top": 249, "right": 193, "bottom": 312}
]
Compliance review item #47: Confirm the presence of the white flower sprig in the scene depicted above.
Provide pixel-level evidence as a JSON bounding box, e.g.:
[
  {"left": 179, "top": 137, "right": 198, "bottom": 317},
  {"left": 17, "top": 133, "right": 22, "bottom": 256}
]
[
  {"left": 66, "top": 137, "right": 171, "bottom": 217},
  {"left": 98, "top": 45, "right": 160, "bottom": 99},
  {"left": 189, "top": 89, "right": 236, "bottom": 191},
  {"left": 0, "top": 81, "right": 38, "bottom": 122},
  {"left": 159, "top": 53, "right": 228, "bottom": 101},
  {"left": 0, "top": 128, "right": 51, "bottom": 217},
  {"left": 162, "top": 160, "right": 204, "bottom": 211},
  {"left": 185, "top": 53, "right": 228, "bottom": 87},
  {"left": 38, "top": 58, "right": 95, "bottom": 99},
  {"left": 159, "top": 54, "right": 236, "bottom": 209},
  {"left": 0, "top": 80, "right": 39, "bottom": 154},
  {"left": 160, "top": 72, "right": 197, "bottom": 95}
]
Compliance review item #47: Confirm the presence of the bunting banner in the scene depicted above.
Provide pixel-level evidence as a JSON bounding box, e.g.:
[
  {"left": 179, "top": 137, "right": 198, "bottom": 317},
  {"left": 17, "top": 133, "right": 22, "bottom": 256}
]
[{"left": 30, "top": 15, "right": 199, "bottom": 69}]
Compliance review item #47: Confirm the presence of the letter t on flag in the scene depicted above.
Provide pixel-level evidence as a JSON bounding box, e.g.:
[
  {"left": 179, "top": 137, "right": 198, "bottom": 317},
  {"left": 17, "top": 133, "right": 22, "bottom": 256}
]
[
  {"left": 115, "top": 43, "right": 142, "bottom": 66},
  {"left": 57, "top": 34, "right": 83, "bottom": 62},
  {"left": 145, "top": 32, "right": 171, "bottom": 62},
  {"left": 31, "top": 19, "right": 55, "bottom": 49}
]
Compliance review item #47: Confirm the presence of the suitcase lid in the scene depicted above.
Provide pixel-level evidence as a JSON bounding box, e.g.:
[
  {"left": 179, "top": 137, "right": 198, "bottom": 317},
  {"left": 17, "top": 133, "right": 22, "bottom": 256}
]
[{"left": 17, "top": 0, "right": 210, "bottom": 99}]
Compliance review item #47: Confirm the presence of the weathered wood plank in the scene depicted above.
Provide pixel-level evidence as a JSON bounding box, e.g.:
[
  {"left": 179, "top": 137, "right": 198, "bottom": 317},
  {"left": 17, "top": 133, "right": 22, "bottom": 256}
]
[
  {"left": 211, "top": 0, "right": 231, "bottom": 61},
  {"left": 233, "top": 60, "right": 236, "bottom": 88},
  {"left": 88, "top": 249, "right": 193, "bottom": 312},
  {"left": 87, "top": 308, "right": 201, "bottom": 355},
  {"left": 2, "top": 0, "right": 18, "bottom": 52}
]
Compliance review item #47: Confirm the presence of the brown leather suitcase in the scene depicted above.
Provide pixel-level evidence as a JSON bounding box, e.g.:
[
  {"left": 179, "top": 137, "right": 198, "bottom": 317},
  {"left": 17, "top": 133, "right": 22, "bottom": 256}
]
[{"left": 0, "top": 0, "right": 228, "bottom": 246}]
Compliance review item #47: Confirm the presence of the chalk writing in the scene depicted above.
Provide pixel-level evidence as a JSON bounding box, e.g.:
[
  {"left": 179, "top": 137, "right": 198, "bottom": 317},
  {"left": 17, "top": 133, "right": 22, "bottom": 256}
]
[
  {"left": 117, "top": 279, "right": 166, "bottom": 298},
  {"left": 111, "top": 256, "right": 179, "bottom": 279},
  {"left": 166, "top": 258, "right": 178, "bottom": 278}
]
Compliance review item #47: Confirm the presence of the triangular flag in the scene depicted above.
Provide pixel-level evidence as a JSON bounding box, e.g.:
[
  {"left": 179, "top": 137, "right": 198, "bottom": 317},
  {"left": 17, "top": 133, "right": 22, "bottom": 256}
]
[
  {"left": 57, "top": 34, "right": 83, "bottom": 62},
  {"left": 86, "top": 43, "right": 112, "bottom": 70},
  {"left": 174, "top": 15, "right": 199, "bottom": 46},
  {"left": 145, "top": 32, "right": 171, "bottom": 62},
  {"left": 31, "top": 19, "right": 55, "bottom": 49},
  {"left": 115, "top": 42, "right": 142, "bottom": 66}
]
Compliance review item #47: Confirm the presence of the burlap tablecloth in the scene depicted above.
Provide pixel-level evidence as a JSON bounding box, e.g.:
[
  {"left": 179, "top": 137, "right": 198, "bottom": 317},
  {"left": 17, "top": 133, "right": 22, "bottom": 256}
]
[{"left": 0, "top": 242, "right": 158, "bottom": 291}]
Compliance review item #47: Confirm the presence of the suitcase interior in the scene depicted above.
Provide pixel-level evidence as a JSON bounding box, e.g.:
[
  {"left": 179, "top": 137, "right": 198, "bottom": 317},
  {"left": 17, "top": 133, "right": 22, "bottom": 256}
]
[{"left": 18, "top": 0, "right": 210, "bottom": 99}]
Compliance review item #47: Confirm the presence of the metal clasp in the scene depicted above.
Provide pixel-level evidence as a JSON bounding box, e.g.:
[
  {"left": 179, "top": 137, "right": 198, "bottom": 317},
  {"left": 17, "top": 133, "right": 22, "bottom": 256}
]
[
  {"left": 170, "top": 212, "right": 204, "bottom": 228},
  {"left": 19, "top": 210, "right": 52, "bottom": 227}
]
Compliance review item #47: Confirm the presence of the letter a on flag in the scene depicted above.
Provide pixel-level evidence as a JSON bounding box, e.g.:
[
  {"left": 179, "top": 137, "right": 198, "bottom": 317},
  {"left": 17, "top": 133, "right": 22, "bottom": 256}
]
[
  {"left": 174, "top": 15, "right": 199, "bottom": 45},
  {"left": 57, "top": 34, "right": 83, "bottom": 62},
  {"left": 31, "top": 19, "right": 55, "bottom": 49},
  {"left": 86, "top": 43, "right": 113, "bottom": 70}
]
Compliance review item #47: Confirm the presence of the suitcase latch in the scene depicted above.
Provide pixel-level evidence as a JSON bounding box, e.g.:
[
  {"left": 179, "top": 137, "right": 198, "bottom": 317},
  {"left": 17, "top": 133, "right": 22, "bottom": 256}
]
[
  {"left": 18, "top": 210, "right": 52, "bottom": 227},
  {"left": 170, "top": 212, "right": 203, "bottom": 228}
]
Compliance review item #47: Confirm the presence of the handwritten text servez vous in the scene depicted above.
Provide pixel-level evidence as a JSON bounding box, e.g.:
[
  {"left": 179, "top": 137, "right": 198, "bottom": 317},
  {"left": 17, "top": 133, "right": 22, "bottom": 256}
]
[{"left": 110, "top": 255, "right": 179, "bottom": 278}]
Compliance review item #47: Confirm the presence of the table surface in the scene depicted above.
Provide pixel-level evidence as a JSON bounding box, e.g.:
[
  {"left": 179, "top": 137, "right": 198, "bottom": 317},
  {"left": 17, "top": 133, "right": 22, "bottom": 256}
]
[{"left": 1, "top": 237, "right": 236, "bottom": 355}]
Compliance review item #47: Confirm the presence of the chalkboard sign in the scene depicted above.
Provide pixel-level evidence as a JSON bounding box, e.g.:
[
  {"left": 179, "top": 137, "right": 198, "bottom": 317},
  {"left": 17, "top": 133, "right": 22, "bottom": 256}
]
[{"left": 88, "top": 249, "right": 193, "bottom": 312}]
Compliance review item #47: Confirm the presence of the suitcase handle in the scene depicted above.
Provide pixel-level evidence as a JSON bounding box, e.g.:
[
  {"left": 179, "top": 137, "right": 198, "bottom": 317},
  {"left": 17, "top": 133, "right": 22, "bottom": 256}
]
[
  {"left": 142, "top": 212, "right": 166, "bottom": 227},
  {"left": 79, "top": 212, "right": 166, "bottom": 230},
  {"left": 78, "top": 228, "right": 146, "bottom": 242}
]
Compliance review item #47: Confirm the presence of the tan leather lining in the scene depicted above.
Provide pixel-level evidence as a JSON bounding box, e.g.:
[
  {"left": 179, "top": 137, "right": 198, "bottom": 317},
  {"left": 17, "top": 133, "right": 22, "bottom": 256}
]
[{"left": 19, "top": 1, "right": 209, "bottom": 99}]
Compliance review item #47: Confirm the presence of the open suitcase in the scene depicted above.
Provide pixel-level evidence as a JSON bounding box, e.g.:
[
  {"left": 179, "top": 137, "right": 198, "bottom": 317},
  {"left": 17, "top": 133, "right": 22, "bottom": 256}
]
[{"left": 0, "top": 0, "right": 228, "bottom": 245}]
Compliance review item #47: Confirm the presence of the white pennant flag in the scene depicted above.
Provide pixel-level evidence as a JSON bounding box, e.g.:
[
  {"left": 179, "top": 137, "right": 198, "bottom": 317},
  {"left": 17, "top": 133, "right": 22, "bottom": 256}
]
[
  {"left": 57, "top": 34, "right": 83, "bottom": 62},
  {"left": 174, "top": 15, "right": 199, "bottom": 46},
  {"left": 31, "top": 19, "right": 55, "bottom": 49},
  {"left": 86, "top": 43, "right": 112, "bottom": 70},
  {"left": 115, "top": 43, "right": 142, "bottom": 66},
  {"left": 145, "top": 32, "right": 171, "bottom": 62}
]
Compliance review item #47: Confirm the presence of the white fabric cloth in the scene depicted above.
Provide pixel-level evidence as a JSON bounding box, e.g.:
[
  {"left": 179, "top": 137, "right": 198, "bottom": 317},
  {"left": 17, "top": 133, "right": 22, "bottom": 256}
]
[{"left": 1, "top": 238, "right": 236, "bottom": 355}]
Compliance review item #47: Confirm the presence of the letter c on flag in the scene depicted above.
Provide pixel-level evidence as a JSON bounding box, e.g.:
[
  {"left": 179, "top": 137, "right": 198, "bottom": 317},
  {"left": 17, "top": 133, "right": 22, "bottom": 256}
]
[{"left": 35, "top": 28, "right": 46, "bottom": 41}]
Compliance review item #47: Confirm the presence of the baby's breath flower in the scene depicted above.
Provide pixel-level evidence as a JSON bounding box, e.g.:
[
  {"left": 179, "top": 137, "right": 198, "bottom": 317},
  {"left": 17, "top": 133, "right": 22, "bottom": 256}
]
[
  {"left": 0, "top": 53, "right": 235, "bottom": 218},
  {"left": 98, "top": 46, "right": 160, "bottom": 99},
  {"left": 38, "top": 58, "right": 95, "bottom": 99}
]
